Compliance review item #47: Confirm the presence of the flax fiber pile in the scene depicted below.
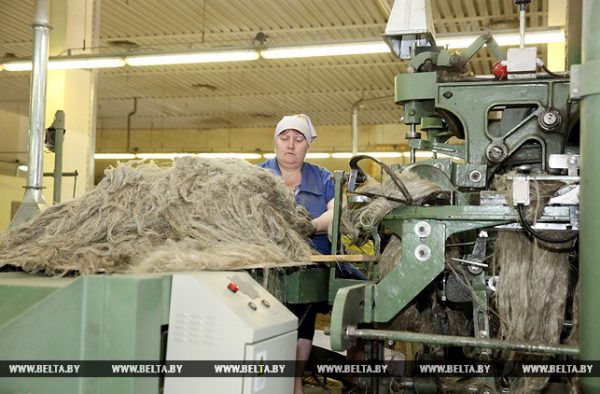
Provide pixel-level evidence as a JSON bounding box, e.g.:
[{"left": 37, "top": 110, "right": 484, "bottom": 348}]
[{"left": 0, "top": 157, "right": 314, "bottom": 275}]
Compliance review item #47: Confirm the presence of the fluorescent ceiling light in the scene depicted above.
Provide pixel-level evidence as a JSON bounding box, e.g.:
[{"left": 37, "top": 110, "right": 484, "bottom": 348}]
[
  {"left": 94, "top": 153, "right": 137, "bottom": 160},
  {"left": 94, "top": 152, "right": 263, "bottom": 160},
  {"left": 262, "top": 152, "right": 331, "bottom": 159},
  {"left": 331, "top": 153, "right": 353, "bottom": 159},
  {"left": 136, "top": 153, "right": 195, "bottom": 159},
  {"left": 93, "top": 151, "right": 453, "bottom": 161},
  {"left": 305, "top": 153, "right": 331, "bottom": 159},
  {"left": 364, "top": 152, "right": 402, "bottom": 158},
  {"left": 198, "top": 153, "right": 262, "bottom": 159},
  {"left": 331, "top": 152, "right": 403, "bottom": 159},
  {"left": 50, "top": 57, "right": 125, "bottom": 70},
  {"left": 126, "top": 50, "right": 259, "bottom": 66},
  {"left": 1, "top": 28, "right": 564, "bottom": 72},
  {"left": 261, "top": 41, "right": 389, "bottom": 59},
  {"left": 329, "top": 151, "right": 453, "bottom": 159},
  {"left": 436, "top": 27, "right": 564, "bottom": 49},
  {"left": 17, "top": 164, "right": 28, "bottom": 172},
  {"left": 3, "top": 56, "right": 125, "bottom": 71},
  {"left": 400, "top": 152, "right": 452, "bottom": 158},
  {"left": 262, "top": 153, "right": 330, "bottom": 159},
  {"left": 3, "top": 61, "right": 33, "bottom": 71}
]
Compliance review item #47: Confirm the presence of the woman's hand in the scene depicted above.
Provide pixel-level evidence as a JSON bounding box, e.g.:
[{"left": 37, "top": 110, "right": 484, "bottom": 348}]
[{"left": 311, "top": 198, "right": 334, "bottom": 235}]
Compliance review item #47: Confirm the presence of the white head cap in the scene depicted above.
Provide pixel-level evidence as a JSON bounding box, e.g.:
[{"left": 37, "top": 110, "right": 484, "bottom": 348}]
[{"left": 274, "top": 114, "right": 317, "bottom": 144}]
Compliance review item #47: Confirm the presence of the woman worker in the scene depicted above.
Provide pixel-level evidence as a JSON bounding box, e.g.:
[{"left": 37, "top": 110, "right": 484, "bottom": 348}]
[{"left": 257, "top": 113, "right": 333, "bottom": 394}]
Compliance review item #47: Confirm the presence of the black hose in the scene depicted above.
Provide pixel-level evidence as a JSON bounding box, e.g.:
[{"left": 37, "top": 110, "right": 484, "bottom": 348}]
[
  {"left": 541, "top": 63, "right": 569, "bottom": 79},
  {"left": 516, "top": 204, "right": 578, "bottom": 244},
  {"left": 379, "top": 160, "right": 413, "bottom": 204},
  {"left": 350, "top": 155, "right": 413, "bottom": 204}
]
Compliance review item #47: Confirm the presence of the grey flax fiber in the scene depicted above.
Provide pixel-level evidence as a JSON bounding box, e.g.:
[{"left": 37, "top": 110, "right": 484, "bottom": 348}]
[
  {"left": 495, "top": 232, "right": 571, "bottom": 394},
  {"left": 0, "top": 157, "right": 315, "bottom": 275},
  {"left": 343, "top": 169, "right": 576, "bottom": 394}
]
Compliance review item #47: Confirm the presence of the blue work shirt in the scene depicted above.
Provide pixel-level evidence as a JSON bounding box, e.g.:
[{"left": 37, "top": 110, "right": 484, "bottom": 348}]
[{"left": 257, "top": 158, "right": 334, "bottom": 254}]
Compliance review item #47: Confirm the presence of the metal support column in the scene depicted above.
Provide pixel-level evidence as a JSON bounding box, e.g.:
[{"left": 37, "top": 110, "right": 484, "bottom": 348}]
[
  {"left": 51, "top": 110, "right": 65, "bottom": 204},
  {"left": 579, "top": 0, "right": 600, "bottom": 391}
]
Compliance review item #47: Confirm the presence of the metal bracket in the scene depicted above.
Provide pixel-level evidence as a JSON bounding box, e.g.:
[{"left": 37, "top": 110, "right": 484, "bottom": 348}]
[
  {"left": 549, "top": 153, "right": 580, "bottom": 176},
  {"left": 570, "top": 59, "right": 600, "bottom": 99},
  {"left": 330, "top": 283, "right": 370, "bottom": 351},
  {"left": 410, "top": 138, "right": 465, "bottom": 159},
  {"left": 471, "top": 272, "right": 491, "bottom": 360}
]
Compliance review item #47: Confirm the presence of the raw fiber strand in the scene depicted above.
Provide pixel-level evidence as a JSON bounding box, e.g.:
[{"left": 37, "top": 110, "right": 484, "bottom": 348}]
[
  {"left": 341, "top": 171, "right": 444, "bottom": 246},
  {"left": 0, "top": 157, "right": 315, "bottom": 275},
  {"left": 495, "top": 231, "right": 570, "bottom": 394}
]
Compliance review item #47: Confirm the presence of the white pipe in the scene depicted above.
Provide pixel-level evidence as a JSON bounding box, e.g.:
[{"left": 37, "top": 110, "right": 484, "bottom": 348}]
[
  {"left": 350, "top": 96, "right": 393, "bottom": 156},
  {"left": 27, "top": 0, "right": 50, "bottom": 192},
  {"left": 519, "top": 7, "right": 526, "bottom": 48},
  {"left": 10, "top": 0, "right": 50, "bottom": 227}
]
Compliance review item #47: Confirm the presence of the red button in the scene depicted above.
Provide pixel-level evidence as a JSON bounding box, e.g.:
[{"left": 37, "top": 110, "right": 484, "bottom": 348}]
[
  {"left": 227, "top": 282, "right": 239, "bottom": 293},
  {"left": 492, "top": 60, "right": 508, "bottom": 80}
]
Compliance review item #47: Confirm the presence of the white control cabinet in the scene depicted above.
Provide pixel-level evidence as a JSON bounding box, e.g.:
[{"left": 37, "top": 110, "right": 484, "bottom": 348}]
[{"left": 164, "top": 272, "right": 297, "bottom": 394}]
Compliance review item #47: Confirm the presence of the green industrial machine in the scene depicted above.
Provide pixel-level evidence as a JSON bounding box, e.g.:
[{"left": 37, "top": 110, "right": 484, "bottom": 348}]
[
  {"left": 0, "top": 271, "right": 298, "bottom": 394},
  {"left": 320, "top": 0, "right": 592, "bottom": 393},
  {"left": 0, "top": 273, "right": 172, "bottom": 393},
  {"left": 1, "top": 1, "right": 596, "bottom": 393}
]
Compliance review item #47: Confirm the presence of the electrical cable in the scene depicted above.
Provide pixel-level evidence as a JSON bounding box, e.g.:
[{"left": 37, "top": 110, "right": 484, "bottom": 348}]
[
  {"left": 541, "top": 63, "right": 568, "bottom": 79},
  {"left": 349, "top": 155, "right": 413, "bottom": 204},
  {"left": 347, "top": 190, "right": 406, "bottom": 204},
  {"left": 516, "top": 204, "right": 578, "bottom": 244}
]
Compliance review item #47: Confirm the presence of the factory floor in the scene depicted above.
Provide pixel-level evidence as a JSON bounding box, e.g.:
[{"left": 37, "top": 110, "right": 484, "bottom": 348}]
[
  {"left": 304, "top": 314, "right": 347, "bottom": 393},
  {"left": 303, "top": 377, "right": 344, "bottom": 393}
]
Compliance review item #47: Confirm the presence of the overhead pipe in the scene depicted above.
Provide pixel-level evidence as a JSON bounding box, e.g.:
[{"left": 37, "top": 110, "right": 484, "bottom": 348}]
[
  {"left": 126, "top": 97, "right": 138, "bottom": 152},
  {"left": 10, "top": 0, "right": 50, "bottom": 228},
  {"left": 517, "top": 2, "right": 527, "bottom": 48},
  {"left": 351, "top": 96, "right": 393, "bottom": 156}
]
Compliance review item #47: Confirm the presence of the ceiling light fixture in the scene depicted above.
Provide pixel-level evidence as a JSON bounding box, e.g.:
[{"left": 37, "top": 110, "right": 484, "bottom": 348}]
[
  {"left": 260, "top": 41, "right": 390, "bottom": 59},
  {"left": 94, "top": 153, "right": 137, "bottom": 160},
  {"left": 126, "top": 49, "right": 260, "bottom": 67},
  {"left": 331, "top": 152, "right": 403, "bottom": 159},
  {"left": 197, "top": 153, "right": 262, "bottom": 159},
  {"left": 3, "top": 56, "right": 126, "bottom": 71},
  {"left": 136, "top": 153, "right": 194, "bottom": 159},
  {"left": 94, "top": 152, "right": 263, "bottom": 160},
  {"left": 400, "top": 152, "right": 452, "bottom": 159},
  {"left": 436, "top": 27, "right": 564, "bottom": 49},
  {"left": 1, "top": 28, "right": 564, "bottom": 71},
  {"left": 305, "top": 153, "right": 332, "bottom": 159},
  {"left": 262, "top": 153, "right": 331, "bottom": 159}
]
